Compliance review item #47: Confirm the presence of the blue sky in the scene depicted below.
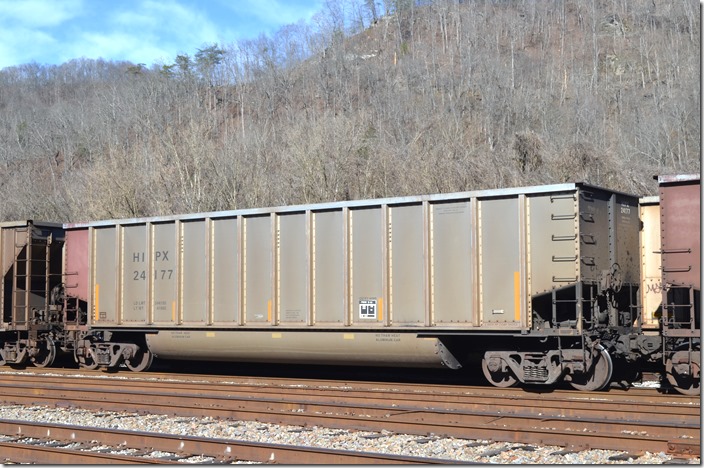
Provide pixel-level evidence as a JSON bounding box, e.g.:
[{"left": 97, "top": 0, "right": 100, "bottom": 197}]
[{"left": 0, "top": 0, "right": 324, "bottom": 70}]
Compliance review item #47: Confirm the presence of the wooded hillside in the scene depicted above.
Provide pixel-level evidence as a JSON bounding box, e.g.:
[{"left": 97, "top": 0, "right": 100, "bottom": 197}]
[{"left": 0, "top": 0, "right": 699, "bottom": 222}]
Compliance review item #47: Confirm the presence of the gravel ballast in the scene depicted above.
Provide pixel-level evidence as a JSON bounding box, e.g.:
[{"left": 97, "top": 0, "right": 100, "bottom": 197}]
[{"left": 0, "top": 403, "right": 699, "bottom": 464}]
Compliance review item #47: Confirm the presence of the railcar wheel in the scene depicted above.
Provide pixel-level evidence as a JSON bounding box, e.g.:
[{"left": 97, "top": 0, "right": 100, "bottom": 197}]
[
  {"left": 74, "top": 348, "right": 99, "bottom": 370},
  {"left": 31, "top": 338, "right": 56, "bottom": 368},
  {"left": 125, "top": 348, "right": 153, "bottom": 372},
  {"left": 666, "top": 372, "right": 700, "bottom": 395},
  {"left": 9, "top": 347, "right": 28, "bottom": 368},
  {"left": 610, "top": 358, "right": 641, "bottom": 389},
  {"left": 78, "top": 358, "right": 99, "bottom": 370},
  {"left": 481, "top": 356, "right": 518, "bottom": 388},
  {"left": 569, "top": 345, "right": 613, "bottom": 391},
  {"left": 666, "top": 350, "right": 700, "bottom": 396}
]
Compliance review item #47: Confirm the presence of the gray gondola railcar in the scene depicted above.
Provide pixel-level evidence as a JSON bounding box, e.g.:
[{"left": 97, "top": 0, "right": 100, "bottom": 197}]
[{"left": 63, "top": 182, "right": 644, "bottom": 390}]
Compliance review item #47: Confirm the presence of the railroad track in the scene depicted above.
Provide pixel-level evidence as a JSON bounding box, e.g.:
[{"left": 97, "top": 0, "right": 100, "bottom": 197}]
[
  {"left": 0, "top": 419, "right": 463, "bottom": 464},
  {"left": 0, "top": 369, "right": 699, "bottom": 461}
]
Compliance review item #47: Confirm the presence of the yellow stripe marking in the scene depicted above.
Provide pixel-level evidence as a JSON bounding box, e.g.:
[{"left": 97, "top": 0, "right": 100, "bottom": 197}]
[
  {"left": 514, "top": 271, "right": 521, "bottom": 322},
  {"left": 206, "top": 332, "right": 215, "bottom": 337},
  {"left": 378, "top": 298, "right": 383, "bottom": 322},
  {"left": 272, "top": 332, "right": 282, "bottom": 339},
  {"left": 94, "top": 284, "right": 100, "bottom": 322},
  {"left": 172, "top": 301, "right": 176, "bottom": 322},
  {"left": 343, "top": 333, "right": 355, "bottom": 340},
  {"left": 268, "top": 300, "right": 272, "bottom": 322}
]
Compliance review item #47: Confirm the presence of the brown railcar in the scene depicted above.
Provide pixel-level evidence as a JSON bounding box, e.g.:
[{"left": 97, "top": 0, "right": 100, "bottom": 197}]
[
  {"left": 0, "top": 221, "right": 65, "bottom": 367},
  {"left": 657, "top": 174, "right": 700, "bottom": 395}
]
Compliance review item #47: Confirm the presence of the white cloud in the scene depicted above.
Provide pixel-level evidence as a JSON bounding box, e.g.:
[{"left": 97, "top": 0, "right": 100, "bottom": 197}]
[
  {"left": 0, "top": 0, "right": 323, "bottom": 69},
  {"left": 0, "top": 28, "right": 54, "bottom": 68},
  {"left": 0, "top": 0, "right": 85, "bottom": 67},
  {"left": 101, "top": 0, "right": 224, "bottom": 61},
  {"left": 70, "top": 31, "right": 171, "bottom": 65},
  {"left": 0, "top": 0, "right": 83, "bottom": 27},
  {"left": 226, "top": 0, "right": 322, "bottom": 27}
]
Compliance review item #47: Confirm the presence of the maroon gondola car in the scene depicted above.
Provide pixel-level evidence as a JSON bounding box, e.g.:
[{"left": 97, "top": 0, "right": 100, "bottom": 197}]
[{"left": 657, "top": 174, "right": 700, "bottom": 395}]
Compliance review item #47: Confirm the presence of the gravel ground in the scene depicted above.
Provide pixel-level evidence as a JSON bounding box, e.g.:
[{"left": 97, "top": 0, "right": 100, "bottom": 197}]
[{"left": 0, "top": 403, "right": 699, "bottom": 464}]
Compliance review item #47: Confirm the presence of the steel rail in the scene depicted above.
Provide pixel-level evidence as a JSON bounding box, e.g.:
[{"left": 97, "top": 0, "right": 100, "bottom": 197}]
[
  {"left": 0, "top": 379, "right": 698, "bottom": 430},
  {"left": 0, "top": 373, "right": 698, "bottom": 422},
  {"left": 0, "top": 379, "right": 698, "bottom": 456},
  {"left": 0, "top": 419, "right": 465, "bottom": 464},
  {"left": 0, "top": 441, "right": 173, "bottom": 464},
  {"left": 0, "top": 368, "right": 692, "bottom": 405}
]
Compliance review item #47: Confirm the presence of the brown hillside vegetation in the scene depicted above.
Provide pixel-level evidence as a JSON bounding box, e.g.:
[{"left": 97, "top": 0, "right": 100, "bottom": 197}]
[{"left": 0, "top": 0, "right": 699, "bottom": 222}]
